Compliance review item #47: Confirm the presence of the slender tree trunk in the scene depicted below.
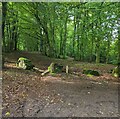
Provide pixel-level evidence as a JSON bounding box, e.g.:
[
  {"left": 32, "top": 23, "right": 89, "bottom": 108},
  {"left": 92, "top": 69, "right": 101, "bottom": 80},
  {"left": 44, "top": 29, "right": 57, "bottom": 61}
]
[
  {"left": 39, "top": 28, "right": 43, "bottom": 52},
  {"left": 14, "top": 13, "right": 19, "bottom": 51},
  {"left": 95, "top": 4, "right": 103, "bottom": 63},
  {"left": 95, "top": 17, "right": 101, "bottom": 63},
  {"left": 60, "top": 24, "right": 63, "bottom": 56},
  {"left": 49, "top": 5, "right": 56, "bottom": 57},
  {"left": 106, "top": 34, "right": 110, "bottom": 64},
  {"left": 14, "top": 32, "right": 18, "bottom": 51},
  {"left": 63, "top": 15, "right": 68, "bottom": 58},
  {"left": 76, "top": 22, "right": 80, "bottom": 60},
  {"left": 90, "top": 23, "right": 94, "bottom": 62},
  {"left": 10, "top": 10, "right": 18, "bottom": 51},
  {"left": 118, "top": 10, "right": 120, "bottom": 78},
  {"left": 73, "top": 9, "right": 76, "bottom": 57},
  {"left": 12, "top": 21, "right": 17, "bottom": 51},
  {"left": 118, "top": 28, "right": 120, "bottom": 78},
  {"left": 76, "top": 14, "right": 80, "bottom": 61},
  {"left": 118, "top": 3, "right": 120, "bottom": 78},
  {"left": 96, "top": 40, "right": 100, "bottom": 63},
  {"left": 8, "top": 22, "right": 12, "bottom": 51},
  {"left": 34, "top": 8, "right": 50, "bottom": 56},
  {"left": 2, "top": 2, "right": 7, "bottom": 52}
]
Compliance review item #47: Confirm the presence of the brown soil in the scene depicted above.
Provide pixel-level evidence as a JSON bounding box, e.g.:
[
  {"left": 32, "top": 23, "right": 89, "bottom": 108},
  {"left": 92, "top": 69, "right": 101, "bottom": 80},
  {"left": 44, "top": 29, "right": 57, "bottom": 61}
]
[{"left": 2, "top": 51, "right": 120, "bottom": 117}]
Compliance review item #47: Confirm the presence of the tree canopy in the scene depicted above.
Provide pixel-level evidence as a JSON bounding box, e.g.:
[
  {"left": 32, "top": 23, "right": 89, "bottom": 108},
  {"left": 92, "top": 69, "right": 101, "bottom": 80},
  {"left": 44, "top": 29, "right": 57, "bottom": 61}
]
[{"left": 2, "top": 2, "right": 120, "bottom": 65}]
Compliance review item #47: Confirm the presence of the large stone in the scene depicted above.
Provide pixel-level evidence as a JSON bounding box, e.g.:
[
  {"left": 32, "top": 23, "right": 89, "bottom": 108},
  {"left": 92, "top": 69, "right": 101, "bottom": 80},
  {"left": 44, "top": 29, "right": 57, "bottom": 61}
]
[
  {"left": 16, "top": 57, "right": 34, "bottom": 70},
  {"left": 83, "top": 69, "right": 100, "bottom": 76},
  {"left": 48, "top": 63, "right": 63, "bottom": 73}
]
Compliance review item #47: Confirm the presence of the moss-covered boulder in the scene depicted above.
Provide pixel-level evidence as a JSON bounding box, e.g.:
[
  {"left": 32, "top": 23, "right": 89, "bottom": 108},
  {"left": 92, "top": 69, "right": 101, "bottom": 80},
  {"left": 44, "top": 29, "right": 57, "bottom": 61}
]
[
  {"left": 109, "top": 69, "right": 113, "bottom": 73},
  {"left": 48, "top": 63, "right": 63, "bottom": 73},
  {"left": 54, "top": 63, "right": 63, "bottom": 73},
  {"left": 83, "top": 69, "right": 100, "bottom": 76},
  {"left": 16, "top": 57, "right": 34, "bottom": 70},
  {"left": 112, "top": 66, "right": 119, "bottom": 78}
]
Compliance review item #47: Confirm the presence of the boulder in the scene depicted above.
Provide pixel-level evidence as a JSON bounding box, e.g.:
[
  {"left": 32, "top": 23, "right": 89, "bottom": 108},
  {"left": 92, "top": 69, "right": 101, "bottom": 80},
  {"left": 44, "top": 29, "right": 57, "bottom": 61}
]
[
  {"left": 48, "top": 63, "right": 63, "bottom": 73},
  {"left": 54, "top": 63, "right": 64, "bottom": 73},
  {"left": 16, "top": 57, "right": 34, "bottom": 70},
  {"left": 83, "top": 69, "right": 100, "bottom": 76}
]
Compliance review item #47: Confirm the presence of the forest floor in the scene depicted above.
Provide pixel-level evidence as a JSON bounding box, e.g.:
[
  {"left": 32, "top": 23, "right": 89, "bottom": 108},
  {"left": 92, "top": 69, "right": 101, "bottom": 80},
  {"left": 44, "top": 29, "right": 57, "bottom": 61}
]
[{"left": 2, "top": 51, "right": 120, "bottom": 117}]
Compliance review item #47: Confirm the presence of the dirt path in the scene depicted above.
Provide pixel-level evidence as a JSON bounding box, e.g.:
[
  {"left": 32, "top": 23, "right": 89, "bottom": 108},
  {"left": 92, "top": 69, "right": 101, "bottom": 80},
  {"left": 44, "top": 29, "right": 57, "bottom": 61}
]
[
  {"left": 2, "top": 51, "right": 119, "bottom": 117},
  {"left": 40, "top": 76, "right": 119, "bottom": 117}
]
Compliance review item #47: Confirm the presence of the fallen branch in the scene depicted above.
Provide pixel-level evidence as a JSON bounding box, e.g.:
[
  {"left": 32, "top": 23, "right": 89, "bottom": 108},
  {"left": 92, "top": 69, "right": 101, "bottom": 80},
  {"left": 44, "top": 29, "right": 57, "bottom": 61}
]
[
  {"left": 33, "top": 67, "right": 50, "bottom": 76},
  {"left": 41, "top": 70, "right": 50, "bottom": 76},
  {"left": 33, "top": 67, "right": 44, "bottom": 73}
]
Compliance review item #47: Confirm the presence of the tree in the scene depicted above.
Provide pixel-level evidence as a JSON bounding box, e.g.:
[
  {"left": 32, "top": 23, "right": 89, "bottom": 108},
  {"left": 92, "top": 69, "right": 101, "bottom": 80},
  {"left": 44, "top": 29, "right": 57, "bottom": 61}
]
[
  {"left": 2, "top": 2, "right": 7, "bottom": 52},
  {"left": 2, "top": 2, "right": 118, "bottom": 66}
]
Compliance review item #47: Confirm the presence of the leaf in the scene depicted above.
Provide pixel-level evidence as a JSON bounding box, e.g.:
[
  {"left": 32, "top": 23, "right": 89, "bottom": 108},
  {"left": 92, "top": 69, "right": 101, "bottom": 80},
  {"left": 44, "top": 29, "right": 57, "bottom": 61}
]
[{"left": 5, "top": 112, "right": 10, "bottom": 116}]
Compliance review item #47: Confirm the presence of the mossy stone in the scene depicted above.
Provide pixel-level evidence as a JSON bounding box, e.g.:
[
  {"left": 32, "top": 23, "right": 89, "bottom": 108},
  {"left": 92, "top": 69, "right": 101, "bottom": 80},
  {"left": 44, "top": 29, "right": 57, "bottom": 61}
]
[
  {"left": 83, "top": 69, "right": 100, "bottom": 76},
  {"left": 48, "top": 63, "right": 63, "bottom": 73},
  {"left": 54, "top": 63, "right": 63, "bottom": 73},
  {"left": 17, "top": 57, "right": 34, "bottom": 70}
]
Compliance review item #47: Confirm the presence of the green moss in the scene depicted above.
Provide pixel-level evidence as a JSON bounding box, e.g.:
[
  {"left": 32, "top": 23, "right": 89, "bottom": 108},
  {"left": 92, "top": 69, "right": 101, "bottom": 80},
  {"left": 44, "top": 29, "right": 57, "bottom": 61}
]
[
  {"left": 48, "top": 63, "right": 63, "bottom": 74},
  {"left": 17, "top": 57, "right": 34, "bottom": 70},
  {"left": 83, "top": 69, "right": 100, "bottom": 76},
  {"left": 112, "top": 67, "right": 119, "bottom": 78},
  {"left": 113, "top": 73, "right": 118, "bottom": 78},
  {"left": 87, "top": 74, "right": 93, "bottom": 77},
  {"left": 48, "top": 63, "right": 54, "bottom": 73},
  {"left": 48, "top": 66, "right": 50, "bottom": 71},
  {"left": 18, "top": 57, "right": 26, "bottom": 61},
  {"left": 18, "top": 57, "right": 31, "bottom": 63},
  {"left": 51, "top": 72, "right": 56, "bottom": 76}
]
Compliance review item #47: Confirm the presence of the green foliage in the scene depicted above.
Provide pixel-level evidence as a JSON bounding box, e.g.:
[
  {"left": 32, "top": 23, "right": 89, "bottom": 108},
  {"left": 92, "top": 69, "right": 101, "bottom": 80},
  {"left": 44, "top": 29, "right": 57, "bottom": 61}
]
[{"left": 2, "top": 2, "right": 119, "bottom": 65}]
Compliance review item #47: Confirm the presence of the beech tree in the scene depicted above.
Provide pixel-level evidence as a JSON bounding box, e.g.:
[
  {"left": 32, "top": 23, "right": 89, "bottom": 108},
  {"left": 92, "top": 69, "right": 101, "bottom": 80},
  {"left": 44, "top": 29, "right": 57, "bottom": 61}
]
[{"left": 2, "top": 2, "right": 119, "bottom": 65}]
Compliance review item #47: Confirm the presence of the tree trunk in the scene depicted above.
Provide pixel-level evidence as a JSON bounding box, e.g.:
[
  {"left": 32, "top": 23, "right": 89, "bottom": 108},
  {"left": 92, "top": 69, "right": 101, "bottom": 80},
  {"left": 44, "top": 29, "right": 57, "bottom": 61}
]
[
  {"left": 117, "top": 3, "right": 120, "bottom": 78},
  {"left": 90, "top": 23, "right": 94, "bottom": 62},
  {"left": 96, "top": 40, "right": 100, "bottom": 63},
  {"left": 73, "top": 9, "right": 76, "bottom": 57},
  {"left": 63, "top": 15, "right": 68, "bottom": 58},
  {"left": 118, "top": 29, "right": 120, "bottom": 78},
  {"left": 2, "top": 2, "right": 7, "bottom": 52},
  {"left": 60, "top": 26, "right": 63, "bottom": 56},
  {"left": 106, "top": 34, "right": 110, "bottom": 64},
  {"left": 76, "top": 15, "right": 80, "bottom": 60}
]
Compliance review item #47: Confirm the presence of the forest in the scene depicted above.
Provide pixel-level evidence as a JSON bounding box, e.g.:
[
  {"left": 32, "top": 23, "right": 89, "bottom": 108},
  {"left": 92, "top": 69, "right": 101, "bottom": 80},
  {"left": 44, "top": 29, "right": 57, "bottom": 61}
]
[
  {"left": 2, "top": 2, "right": 120, "bottom": 64},
  {"left": 1, "top": 2, "right": 120, "bottom": 117}
]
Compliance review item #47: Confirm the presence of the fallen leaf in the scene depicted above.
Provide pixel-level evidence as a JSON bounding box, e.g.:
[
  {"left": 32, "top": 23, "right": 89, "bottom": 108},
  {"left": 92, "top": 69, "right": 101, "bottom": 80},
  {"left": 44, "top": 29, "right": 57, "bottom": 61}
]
[{"left": 5, "top": 112, "right": 10, "bottom": 116}]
